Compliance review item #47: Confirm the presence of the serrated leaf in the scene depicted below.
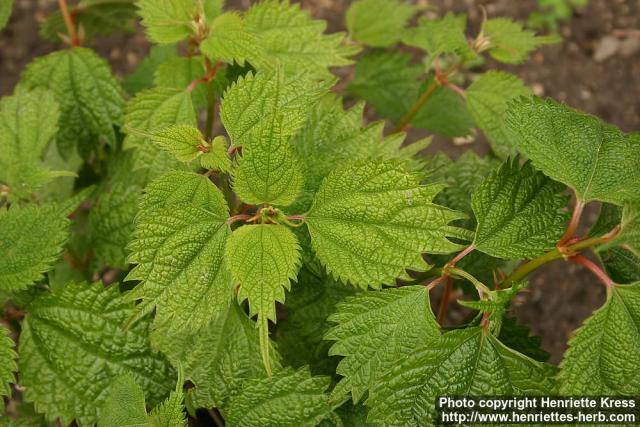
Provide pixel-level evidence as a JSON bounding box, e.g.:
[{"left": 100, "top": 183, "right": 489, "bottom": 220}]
[
  {"left": 348, "top": 51, "right": 422, "bottom": 124},
  {"left": 0, "top": 0, "right": 12, "bottom": 30},
  {"left": 154, "top": 56, "right": 208, "bottom": 108},
  {"left": 243, "top": 0, "right": 357, "bottom": 78},
  {"left": 123, "top": 45, "right": 178, "bottom": 95},
  {"left": 123, "top": 87, "right": 196, "bottom": 178},
  {"left": 276, "top": 267, "right": 358, "bottom": 375},
  {"left": 201, "top": 12, "right": 263, "bottom": 67},
  {"left": 224, "top": 367, "right": 333, "bottom": 427},
  {"left": 20, "top": 48, "right": 124, "bottom": 156},
  {"left": 221, "top": 70, "right": 324, "bottom": 205},
  {"left": 471, "top": 158, "right": 568, "bottom": 259},
  {"left": 89, "top": 184, "right": 140, "bottom": 268},
  {"left": 466, "top": 71, "right": 531, "bottom": 158},
  {"left": 99, "top": 374, "right": 186, "bottom": 427},
  {"left": 0, "top": 204, "right": 69, "bottom": 292},
  {"left": 0, "top": 324, "right": 17, "bottom": 400},
  {"left": 401, "top": 13, "right": 475, "bottom": 59},
  {"left": 506, "top": 97, "right": 640, "bottom": 205},
  {"left": 498, "top": 315, "right": 550, "bottom": 362},
  {"left": 306, "top": 161, "right": 465, "bottom": 288},
  {"left": 128, "top": 125, "right": 207, "bottom": 163},
  {"left": 181, "top": 303, "right": 272, "bottom": 410},
  {"left": 40, "top": 0, "right": 137, "bottom": 42},
  {"left": 98, "top": 375, "right": 148, "bottom": 427},
  {"left": 559, "top": 283, "right": 640, "bottom": 394},
  {"left": 136, "top": 0, "right": 197, "bottom": 44},
  {"left": 126, "top": 171, "right": 232, "bottom": 351},
  {"left": 19, "top": 283, "right": 175, "bottom": 426},
  {"left": 368, "top": 327, "right": 556, "bottom": 426},
  {"left": 346, "top": 0, "right": 416, "bottom": 47},
  {"left": 225, "top": 223, "right": 301, "bottom": 373},
  {"left": 200, "top": 136, "right": 231, "bottom": 172},
  {"left": 482, "top": 18, "right": 558, "bottom": 64},
  {"left": 148, "top": 390, "right": 186, "bottom": 427},
  {"left": 599, "top": 247, "right": 640, "bottom": 284},
  {"left": 325, "top": 286, "right": 439, "bottom": 402},
  {"left": 0, "top": 89, "right": 64, "bottom": 198},
  {"left": 221, "top": 69, "right": 329, "bottom": 148},
  {"left": 612, "top": 204, "right": 640, "bottom": 257},
  {"left": 428, "top": 152, "right": 500, "bottom": 225},
  {"left": 292, "top": 94, "right": 429, "bottom": 193}
]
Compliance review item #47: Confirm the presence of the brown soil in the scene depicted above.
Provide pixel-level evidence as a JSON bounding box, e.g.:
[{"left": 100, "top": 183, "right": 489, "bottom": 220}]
[{"left": 1, "top": 0, "right": 639, "bottom": 364}]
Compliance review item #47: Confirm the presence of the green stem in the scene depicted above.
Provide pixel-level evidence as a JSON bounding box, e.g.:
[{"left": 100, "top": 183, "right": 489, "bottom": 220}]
[
  {"left": 392, "top": 59, "right": 463, "bottom": 133},
  {"left": 449, "top": 267, "right": 491, "bottom": 297},
  {"left": 501, "top": 232, "right": 619, "bottom": 287}
]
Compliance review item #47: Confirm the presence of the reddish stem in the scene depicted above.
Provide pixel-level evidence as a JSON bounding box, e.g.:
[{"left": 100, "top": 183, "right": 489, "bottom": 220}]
[
  {"left": 569, "top": 254, "right": 615, "bottom": 288},
  {"left": 57, "top": 0, "right": 80, "bottom": 46},
  {"left": 448, "top": 245, "right": 476, "bottom": 268},
  {"left": 436, "top": 277, "right": 453, "bottom": 325},
  {"left": 558, "top": 200, "right": 585, "bottom": 247},
  {"left": 226, "top": 214, "right": 251, "bottom": 225}
]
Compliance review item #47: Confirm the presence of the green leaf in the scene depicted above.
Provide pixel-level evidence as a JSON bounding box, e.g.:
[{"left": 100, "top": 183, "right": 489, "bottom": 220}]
[
  {"left": 325, "top": 286, "right": 439, "bottom": 402},
  {"left": 559, "top": 283, "right": 640, "bottom": 394},
  {"left": 276, "top": 267, "right": 358, "bottom": 375},
  {"left": 221, "top": 70, "right": 329, "bottom": 148},
  {"left": 89, "top": 184, "right": 140, "bottom": 269},
  {"left": 428, "top": 152, "right": 500, "bottom": 225},
  {"left": 148, "top": 390, "right": 186, "bottom": 427},
  {"left": 0, "top": 0, "right": 12, "bottom": 30},
  {"left": 40, "top": 0, "right": 137, "bottom": 42},
  {"left": 0, "top": 89, "right": 64, "bottom": 198},
  {"left": 401, "top": 13, "right": 475, "bottom": 59},
  {"left": 126, "top": 171, "right": 232, "bottom": 350},
  {"left": 291, "top": 94, "right": 429, "bottom": 193},
  {"left": 98, "top": 375, "right": 148, "bottom": 427},
  {"left": 0, "top": 204, "right": 69, "bottom": 292},
  {"left": 599, "top": 247, "right": 640, "bottom": 285},
  {"left": 411, "top": 78, "right": 475, "bottom": 137},
  {"left": 128, "top": 125, "right": 207, "bottom": 163},
  {"left": 123, "top": 45, "right": 178, "bottom": 95},
  {"left": 482, "top": 18, "right": 559, "bottom": 64},
  {"left": 368, "top": 327, "right": 556, "bottom": 426},
  {"left": 224, "top": 367, "right": 333, "bottom": 427},
  {"left": 348, "top": 51, "right": 422, "bottom": 124},
  {"left": 181, "top": 303, "right": 271, "bottom": 410},
  {"left": 136, "top": 0, "right": 197, "bottom": 44},
  {"left": 498, "top": 315, "right": 550, "bottom": 363},
  {"left": 0, "top": 324, "right": 17, "bottom": 400},
  {"left": 154, "top": 56, "right": 208, "bottom": 108},
  {"left": 612, "top": 204, "right": 640, "bottom": 257},
  {"left": 243, "top": 0, "right": 358, "bottom": 78},
  {"left": 306, "top": 161, "right": 465, "bottom": 288},
  {"left": 201, "top": 12, "right": 263, "bottom": 67},
  {"left": 506, "top": 97, "right": 640, "bottom": 205},
  {"left": 200, "top": 136, "right": 231, "bottom": 172},
  {"left": 225, "top": 224, "right": 301, "bottom": 373},
  {"left": 466, "top": 71, "right": 531, "bottom": 158},
  {"left": 20, "top": 48, "right": 124, "bottom": 156},
  {"left": 19, "top": 282, "right": 175, "bottom": 426},
  {"left": 471, "top": 158, "right": 568, "bottom": 259},
  {"left": 346, "top": 0, "right": 416, "bottom": 47},
  {"left": 99, "top": 374, "right": 186, "bottom": 427},
  {"left": 123, "top": 87, "right": 196, "bottom": 178},
  {"left": 221, "top": 70, "right": 326, "bottom": 205}
]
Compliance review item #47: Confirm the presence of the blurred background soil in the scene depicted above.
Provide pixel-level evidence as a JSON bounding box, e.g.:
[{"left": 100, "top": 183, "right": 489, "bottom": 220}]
[{"left": 1, "top": 0, "right": 639, "bottom": 363}]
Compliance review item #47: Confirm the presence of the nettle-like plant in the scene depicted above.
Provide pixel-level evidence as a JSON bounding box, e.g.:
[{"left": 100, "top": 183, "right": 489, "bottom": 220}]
[{"left": 1, "top": 0, "right": 639, "bottom": 425}]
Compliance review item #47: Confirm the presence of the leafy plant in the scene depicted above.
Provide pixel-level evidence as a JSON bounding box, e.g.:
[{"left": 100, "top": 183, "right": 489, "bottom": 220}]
[{"left": 1, "top": 0, "right": 638, "bottom": 425}]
